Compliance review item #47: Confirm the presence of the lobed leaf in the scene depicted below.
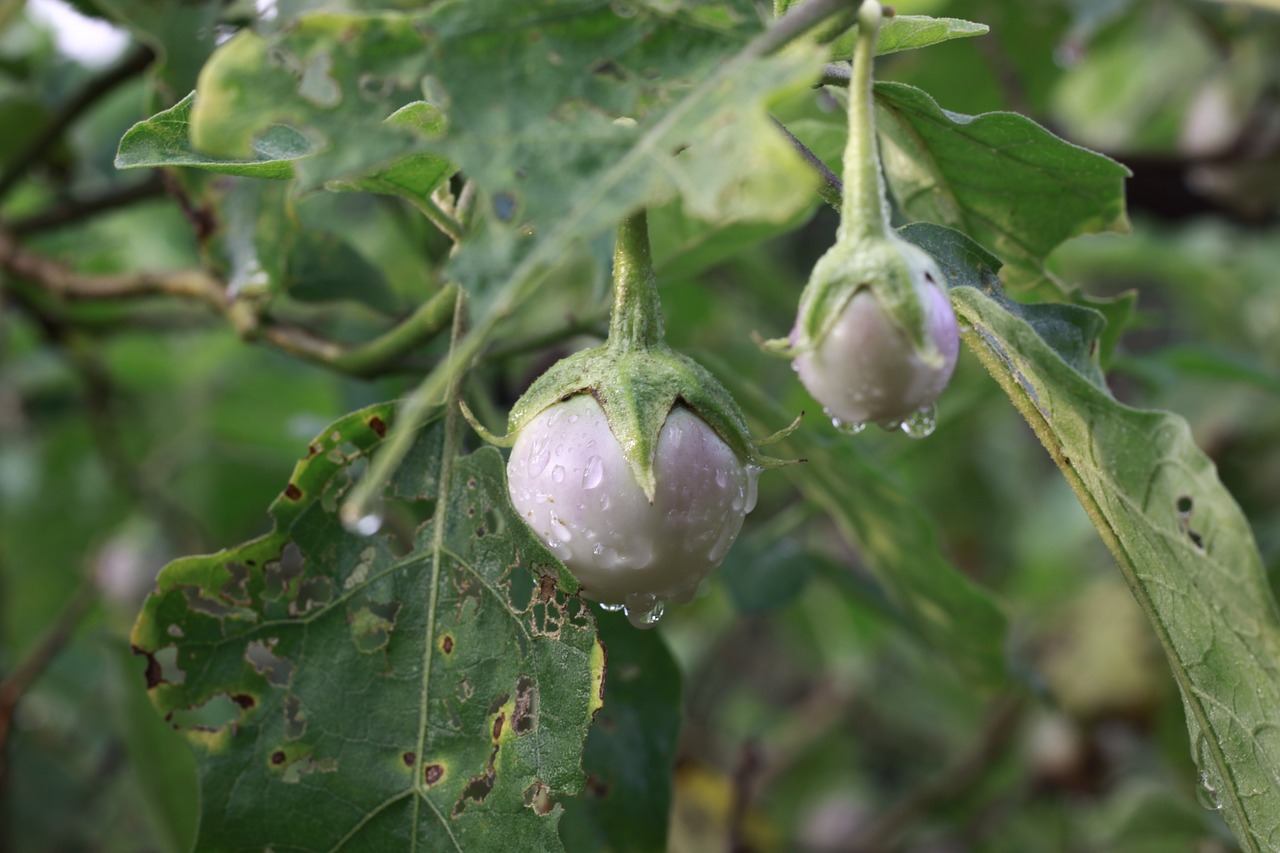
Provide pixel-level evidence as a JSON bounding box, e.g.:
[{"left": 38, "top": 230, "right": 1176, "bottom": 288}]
[
  {"left": 131, "top": 405, "right": 604, "bottom": 851},
  {"left": 905, "top": 222, "right": 1280, "bottom": 853}
]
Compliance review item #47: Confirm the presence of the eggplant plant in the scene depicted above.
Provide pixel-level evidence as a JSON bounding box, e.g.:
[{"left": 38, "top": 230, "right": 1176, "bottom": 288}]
[{"left": 3, "top": 1, "right": 1279, "bottom": 852}]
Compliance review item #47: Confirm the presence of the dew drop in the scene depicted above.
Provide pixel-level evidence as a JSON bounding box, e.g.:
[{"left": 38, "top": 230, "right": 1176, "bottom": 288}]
[
  {"left": 877, "top": 419, "right": 902, "bottom": 433},
  {"left": 548, "top": 514, "right": 572, "bottom": 543},
  {"left": 582, "top": 456, "right": 604, "bottom": 489},
  {"left": 527, "top": 436, "right": 551, "bottom": 477},
  {"left": 592, "top": 543, "right": 620, "bottom": 569},
  {"left": 743, "top": 466, "right": 762, "bottom": 514},
  {"left": 707, "top": 523, "right": 737, "bottom": 563},
  {"left": 598, "top": 601, "right": 625, "bottom": 612},
  {"left": 900, "top": 404, "right": 938, "bottom": 439},
  {"left": 567, "top": 414, "right": 579, "bottom": 424},
  {"left": 624, "top": 599, "right": 664, "bottom": 629},
  {"left": 831, "top": 416, "right": 866, "bottom": 436},
  {"left": 551, "top": 465, "right": 566, "bottom": 483},
  {"left": 715, "top": 468, "right": 728, "bottom": 489},
  {"left": 1195, "top": 772, "right": 1223, "bottom": 811},
  {"left": 731, "top": 486, "right": 745, "bottom": 513}
]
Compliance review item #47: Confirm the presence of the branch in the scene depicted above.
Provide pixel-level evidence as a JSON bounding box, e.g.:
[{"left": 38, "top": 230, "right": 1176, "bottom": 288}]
[
  {"left": 0, "top": 45, "right": 156, "bottom": 202},
  {"left": 846, "top": 693, "right": 1026, "bottom": 852},
  {"left": 0, "top": 230, "right": 226, "bottom": 308},
  {"left": 1, "top": 231, "right": 456, "bottom": 377},
  {"left": 0, "top": 582, "right": 96, "bottom": 796},
  {"left": 8, "top": 174, "right": 167, "bottom": 236}
]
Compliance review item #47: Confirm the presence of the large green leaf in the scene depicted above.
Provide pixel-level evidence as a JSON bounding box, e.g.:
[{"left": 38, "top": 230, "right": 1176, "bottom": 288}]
[
  {"left": 875, "top": 82, "right": 1131, "bottom": 292},
  {"left": 177, "top": 3, "right": 823, "bottom": 302},
  {"left": 904, "top": 222, "right": 1280, "bottom": 853},
  {"left": 131, "top": 405, "right": 604, "bottom": 851}
]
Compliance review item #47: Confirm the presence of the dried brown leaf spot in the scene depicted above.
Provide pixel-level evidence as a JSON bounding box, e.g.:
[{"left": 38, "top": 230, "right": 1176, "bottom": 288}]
[{"left": 284, "top": 483, "right": 303, "bottom": 501}]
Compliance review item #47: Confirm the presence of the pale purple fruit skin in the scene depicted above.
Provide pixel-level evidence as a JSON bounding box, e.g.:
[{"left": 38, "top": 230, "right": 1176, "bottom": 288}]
[
  {"left": 507, "top": 394, "right": 755, "bottom": 606},
  {"left": 794, "top": 282, "right": 959, "bottom": 426}
]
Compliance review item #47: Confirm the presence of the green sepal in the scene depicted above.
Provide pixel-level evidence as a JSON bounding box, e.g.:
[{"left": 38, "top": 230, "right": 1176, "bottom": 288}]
[
  {"left": 791, "top": 232, "right": 945, "bottom": 367},
  {"left": 506, "top": 339, "right": 774, "bottom": 504}
]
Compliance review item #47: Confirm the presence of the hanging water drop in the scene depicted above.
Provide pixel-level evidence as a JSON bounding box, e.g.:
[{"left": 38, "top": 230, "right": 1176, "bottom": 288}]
[
  {"left": 831, "top": 416, "right": 866, "bottom": 436},
  {"left": 598, "top": 601, "right": 625, "bottom": 613},
  {"left": 900, "top": 403, "right": 938, "bottom": 439},
  {"left": 624, "top": 599, "right": 665, "bottom": 629}
]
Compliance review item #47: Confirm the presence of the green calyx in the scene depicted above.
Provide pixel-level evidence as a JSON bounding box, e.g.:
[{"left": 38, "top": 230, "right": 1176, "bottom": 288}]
[
  {"left": 790, "top": 233, "right": 947, "bottom": 366},
  {"left": 764, "top": 1, "right": 943, "bottom": 364},
  {"left": 504, "top": 209, "right": 791, "bottom": 503}
]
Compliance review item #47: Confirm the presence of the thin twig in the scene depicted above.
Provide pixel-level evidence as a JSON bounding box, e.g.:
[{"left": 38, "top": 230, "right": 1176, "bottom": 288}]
[
  {"left": 8, "top": 174, "right": 167, "bottom": 236},
  {"left": 1, "top": 232, "right": 456, "bottom": 377},
  {"left": 846, "top": 693, "right": 1027, "bottom": 852},
  {"left": 0, "top": 45, "right": 156, "bottom": 202},
  {"left": 0, "top": 232, "right": 227, "bottom": 307},
  {"left": 727, "top": 740, "right": 764, "bottom": 853},
  {"left": 0, "top": 582, "right": 97, "bottom": 795},
  {"left": 770, "top": 115, "right": 843, "bottom": 209}
]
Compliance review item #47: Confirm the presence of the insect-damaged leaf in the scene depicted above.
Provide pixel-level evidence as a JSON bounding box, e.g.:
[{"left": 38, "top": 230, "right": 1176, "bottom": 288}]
[
  {"left": 131, "top": 405, "right": 604, "bottom": 851},
  {"left": 904, "top": 222, "right": 1280, "bottom": 853}
]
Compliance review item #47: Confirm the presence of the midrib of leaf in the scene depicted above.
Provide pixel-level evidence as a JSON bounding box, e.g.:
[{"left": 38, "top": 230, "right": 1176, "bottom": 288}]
[
  {"left": 955, "top": 303, "right": 1266, "bottom": 853},
  {"left": 411, "top": 323, "right": 466, "bottom": 852}
]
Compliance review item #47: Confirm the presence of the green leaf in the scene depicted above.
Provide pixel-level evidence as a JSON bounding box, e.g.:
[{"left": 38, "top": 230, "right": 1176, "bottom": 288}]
[
  {"left": 876, "top": 15, "right": 989, "bottom": 55},
  {"left": 874, "top": 82, "right": 1131, "bottom": 292},
  {"left": 330, "top": 102, "right": 455, "bottom": 206},
  {"left": 115, "top": 92, "right": 312, "bottom": 179},
  {"left": 908, "top": 222, "right": 1280, "bottom": 853},
  {"left": 716, "top": 362, "right": 1011, "bottom": 690},
  {"left": 180, "top": 5, "right": 824, "bottom": 302},
  {"left": 130, "top": 405, "right": 605, "bottom": 851},
  {"left": 559, "top": 613, "right": 681, "bottom": 853},
  {"left": 829, "top": 14, "right": 989, "bottom": 59}
]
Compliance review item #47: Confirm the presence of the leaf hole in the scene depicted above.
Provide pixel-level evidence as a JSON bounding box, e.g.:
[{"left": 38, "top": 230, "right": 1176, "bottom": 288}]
[
  {"left": 169, "top": 693, "right": 241, "bottom": 732},
  {"left": 1176, "top": 495, "right": 1193, "bottom": 515},
  {"left": 246, "top": 638, "right": 294, "bottom": 687}
]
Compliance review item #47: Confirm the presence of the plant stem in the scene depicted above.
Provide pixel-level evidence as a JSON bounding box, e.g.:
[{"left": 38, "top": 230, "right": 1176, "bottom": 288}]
[
  {"left": 838, "top": 1, "right": 890, "bottom": 244},
  {"left": 0, "top": 45, "right": 155, "bottom": 203},
  {"left": 770, "top": 116, "right": 844, "bottom": 209},
  {"left": 607, "top": 208, "right": 665, "bottom": 353}
]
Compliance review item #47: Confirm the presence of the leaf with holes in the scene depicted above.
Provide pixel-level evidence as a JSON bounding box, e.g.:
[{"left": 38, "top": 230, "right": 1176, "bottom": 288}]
[
  {"left": 130, "top": 404, "right": 604, "bottom": 851},
  {"left": 904, "top": 222, "right": 1280, "bottom": 853},
  {"left": 177, "top": 4, "right": 822, "bottom": 305}
]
